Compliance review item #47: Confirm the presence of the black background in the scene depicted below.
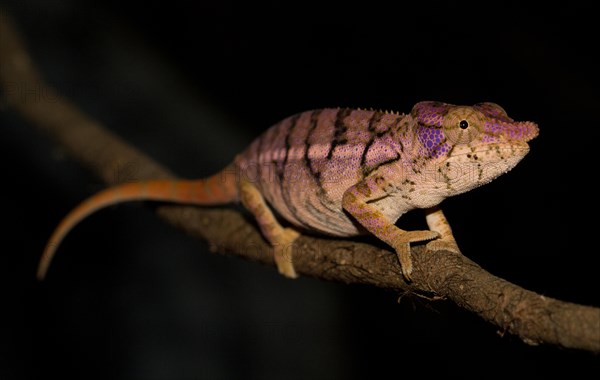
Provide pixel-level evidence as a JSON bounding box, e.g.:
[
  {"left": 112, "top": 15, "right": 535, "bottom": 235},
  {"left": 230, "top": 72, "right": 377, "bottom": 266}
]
[{"left": 1, "top": 1, "right": 598, "bottom": 379}]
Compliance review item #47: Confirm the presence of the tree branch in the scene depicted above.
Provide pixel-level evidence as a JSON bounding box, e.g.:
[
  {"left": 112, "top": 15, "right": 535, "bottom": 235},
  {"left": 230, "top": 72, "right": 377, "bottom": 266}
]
[{"left": 2, "top": 11, "right": 598, "bottom": 353}]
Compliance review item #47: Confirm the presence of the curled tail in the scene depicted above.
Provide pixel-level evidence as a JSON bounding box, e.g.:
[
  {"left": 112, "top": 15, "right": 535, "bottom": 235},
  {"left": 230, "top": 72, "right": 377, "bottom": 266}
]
[{"left": 37, "top": 166, "right": 239, "bottom": 280}]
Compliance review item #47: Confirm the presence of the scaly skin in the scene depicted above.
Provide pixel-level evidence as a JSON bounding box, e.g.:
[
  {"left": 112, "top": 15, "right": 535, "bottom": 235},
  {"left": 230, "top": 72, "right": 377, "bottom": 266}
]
[{"left": 38, "top": 101, "right": 538, "bottom": 281}]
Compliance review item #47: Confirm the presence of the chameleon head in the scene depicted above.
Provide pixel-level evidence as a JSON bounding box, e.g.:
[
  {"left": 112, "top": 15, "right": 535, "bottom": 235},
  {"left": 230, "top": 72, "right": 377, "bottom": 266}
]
[{"left": 410, "top": 101, "right": 539, "bottom": 196}]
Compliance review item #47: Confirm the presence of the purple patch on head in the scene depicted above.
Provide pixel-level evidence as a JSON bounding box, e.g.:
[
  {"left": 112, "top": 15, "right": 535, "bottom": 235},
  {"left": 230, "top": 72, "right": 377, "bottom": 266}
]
[
  {"left": 418, "top": 125, "right": 448, "bottom": 158},
  {"left": 484, "top": 120, "right": 539, "bottom": 142},
  {"left": 483, "top": 121, "right": 502, "bottom": 142}
]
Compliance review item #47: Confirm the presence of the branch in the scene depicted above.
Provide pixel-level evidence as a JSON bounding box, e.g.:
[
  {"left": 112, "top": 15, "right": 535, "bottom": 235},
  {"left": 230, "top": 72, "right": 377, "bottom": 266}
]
[{"left": 2, "top": 11, "right": 598, "bottom": 353}]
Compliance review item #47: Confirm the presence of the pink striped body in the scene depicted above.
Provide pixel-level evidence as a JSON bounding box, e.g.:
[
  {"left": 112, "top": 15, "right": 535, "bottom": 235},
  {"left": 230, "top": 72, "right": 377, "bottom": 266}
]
[{"left": 235, "top": 108, "right": 414, "bottom": 237}]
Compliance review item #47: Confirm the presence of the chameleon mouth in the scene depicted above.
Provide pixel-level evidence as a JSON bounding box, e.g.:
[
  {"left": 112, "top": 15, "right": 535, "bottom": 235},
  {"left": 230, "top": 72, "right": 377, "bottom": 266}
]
[
  {"left": 449, "top": 141, "right": 531, "bottom": 162},
  {"left": 471, "top": 142, "right": 531, "bottom": 172},
  {"left": 475, "top": 144, "right": 531, "bottom": 183},
  {"left": 441, "top": 142, "right": 532, "bottom": 191}
]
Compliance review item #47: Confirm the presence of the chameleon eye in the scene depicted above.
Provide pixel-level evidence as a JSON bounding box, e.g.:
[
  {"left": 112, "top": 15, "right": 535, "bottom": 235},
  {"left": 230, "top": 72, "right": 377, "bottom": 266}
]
[{"left": 443, "top": 107, "right": 485, "bottom": 145}]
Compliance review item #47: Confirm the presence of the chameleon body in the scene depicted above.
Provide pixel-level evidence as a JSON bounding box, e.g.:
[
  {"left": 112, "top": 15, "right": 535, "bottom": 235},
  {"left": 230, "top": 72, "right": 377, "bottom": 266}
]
[{"left": 37, "top": 101, "right": 538, "bottom": 280}]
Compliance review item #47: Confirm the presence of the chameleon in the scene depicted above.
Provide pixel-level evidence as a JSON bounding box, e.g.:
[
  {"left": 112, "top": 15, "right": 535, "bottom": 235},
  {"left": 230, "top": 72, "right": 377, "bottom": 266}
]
[{"left": 37, "top": 101, "right": 539, "bottom": 281}]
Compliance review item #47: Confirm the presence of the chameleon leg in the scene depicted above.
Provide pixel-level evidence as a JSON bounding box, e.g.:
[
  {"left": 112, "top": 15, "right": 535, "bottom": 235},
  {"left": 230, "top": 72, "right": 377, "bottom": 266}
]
[
  {"left": 239, "top": 180, "right": 300, "bottom": 278},
  {"left": 342, "top": 183, "right": 439, "bottom": 281},
  {"left": 424, "top": 206, "right": 461, "bottom": 254}
]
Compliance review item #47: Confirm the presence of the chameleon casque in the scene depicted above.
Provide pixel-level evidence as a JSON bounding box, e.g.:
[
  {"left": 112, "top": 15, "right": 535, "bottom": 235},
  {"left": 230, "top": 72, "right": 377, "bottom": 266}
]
[{"left": 37, "top": 101, "right": 538, "bottom": 281}]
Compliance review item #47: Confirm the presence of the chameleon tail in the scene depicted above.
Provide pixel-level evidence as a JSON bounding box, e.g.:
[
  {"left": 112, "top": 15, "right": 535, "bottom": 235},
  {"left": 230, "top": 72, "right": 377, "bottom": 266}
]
[{"left": 37, "top": 166, "right": 239, "bottom": 280}]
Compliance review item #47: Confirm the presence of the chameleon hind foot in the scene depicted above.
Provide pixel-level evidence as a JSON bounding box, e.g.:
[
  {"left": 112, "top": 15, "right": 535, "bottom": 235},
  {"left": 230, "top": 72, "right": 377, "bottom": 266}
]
[
  {"left": 272, "top": 227, "right": 300, "bottom": 278},
  {"left": 239, "top": 180, "right": 300, "bottom": 279}
]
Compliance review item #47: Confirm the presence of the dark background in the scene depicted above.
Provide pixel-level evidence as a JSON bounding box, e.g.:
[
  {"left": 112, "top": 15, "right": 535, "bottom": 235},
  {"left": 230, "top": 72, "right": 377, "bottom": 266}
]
[{"left": 1, "top": 1, "right": 598, "bottom": 379}]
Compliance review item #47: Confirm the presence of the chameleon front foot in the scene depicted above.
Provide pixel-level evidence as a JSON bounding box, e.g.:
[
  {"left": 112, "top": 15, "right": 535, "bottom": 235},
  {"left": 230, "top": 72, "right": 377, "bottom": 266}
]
[{"left": 392, "top": 230, "right": 439, "bottom": 281}]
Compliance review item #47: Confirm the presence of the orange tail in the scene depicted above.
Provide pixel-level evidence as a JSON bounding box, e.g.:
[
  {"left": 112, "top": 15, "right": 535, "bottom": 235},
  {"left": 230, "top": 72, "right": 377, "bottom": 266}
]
[{"left": 37, "top": 167, "right": 239, "bottom": 280}]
